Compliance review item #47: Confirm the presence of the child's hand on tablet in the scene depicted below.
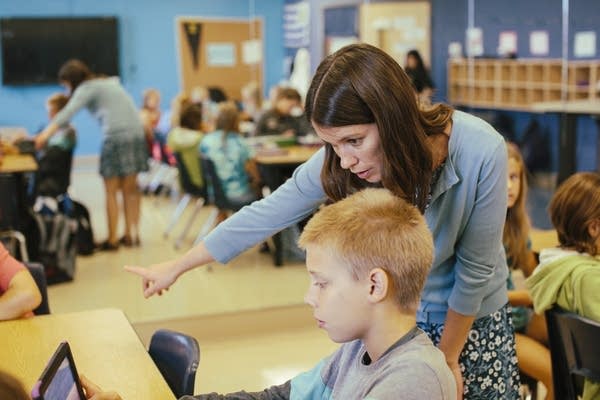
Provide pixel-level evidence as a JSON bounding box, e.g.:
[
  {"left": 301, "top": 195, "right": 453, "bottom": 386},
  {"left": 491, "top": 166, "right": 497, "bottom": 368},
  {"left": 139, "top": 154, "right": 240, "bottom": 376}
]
[{"left": 80, "top": 375, "right": 122, "bottom": 400}]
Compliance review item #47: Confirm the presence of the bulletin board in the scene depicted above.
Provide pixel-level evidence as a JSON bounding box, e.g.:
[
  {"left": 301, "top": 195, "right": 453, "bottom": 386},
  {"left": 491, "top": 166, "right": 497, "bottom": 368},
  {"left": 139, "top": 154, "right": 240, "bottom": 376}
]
[
  {"left": 359, "top": 2, "right": 430, "bottom": 67},
  {"left": 176, "top": 17, "right": 263, "bottom": 101}
]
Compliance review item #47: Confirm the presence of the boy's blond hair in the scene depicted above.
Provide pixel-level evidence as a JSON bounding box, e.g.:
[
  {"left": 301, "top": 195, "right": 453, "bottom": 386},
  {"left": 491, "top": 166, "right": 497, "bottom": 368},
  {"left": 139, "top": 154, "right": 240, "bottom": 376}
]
[{"left": 298, "top": 188, "right": 434, "bottom": 312}]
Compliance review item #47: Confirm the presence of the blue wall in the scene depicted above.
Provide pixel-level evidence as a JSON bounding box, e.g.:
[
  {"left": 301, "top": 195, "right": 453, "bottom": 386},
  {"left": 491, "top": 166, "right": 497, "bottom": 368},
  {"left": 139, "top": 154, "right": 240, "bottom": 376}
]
[{"left": 0, "top": 0, "right": 285, "bottom": 155}]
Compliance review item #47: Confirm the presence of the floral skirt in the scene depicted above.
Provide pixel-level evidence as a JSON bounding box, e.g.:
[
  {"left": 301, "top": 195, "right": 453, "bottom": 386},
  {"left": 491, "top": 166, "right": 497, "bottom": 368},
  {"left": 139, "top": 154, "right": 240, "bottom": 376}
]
[
  {"left": 100, "top": 135, "right": 149, "bottom": 178},
  {"left": 418, "top": 303, "right": 520, "bottom": 399}
]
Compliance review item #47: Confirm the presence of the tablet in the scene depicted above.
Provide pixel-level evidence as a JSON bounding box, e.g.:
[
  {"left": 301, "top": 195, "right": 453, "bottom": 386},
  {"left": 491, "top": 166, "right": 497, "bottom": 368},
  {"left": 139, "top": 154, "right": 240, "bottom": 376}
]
[{"left": 31, "top": 341, "right": 86, "bottom": 400}]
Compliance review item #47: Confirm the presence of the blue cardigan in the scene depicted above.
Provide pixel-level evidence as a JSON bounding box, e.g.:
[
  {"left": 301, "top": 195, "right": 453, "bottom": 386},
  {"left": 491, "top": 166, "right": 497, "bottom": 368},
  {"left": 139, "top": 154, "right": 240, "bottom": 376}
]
[{"left": 205, "top": 110, "right": 509, "bottom": 322}]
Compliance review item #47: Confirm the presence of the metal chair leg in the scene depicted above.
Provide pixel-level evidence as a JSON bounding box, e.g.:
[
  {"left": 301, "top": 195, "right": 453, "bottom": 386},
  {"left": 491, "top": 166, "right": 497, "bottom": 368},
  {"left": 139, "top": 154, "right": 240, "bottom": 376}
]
[
  {"left": 193, "top": 207, "right": 220, "bottom": 246},
  {"left": 174, "top": 198, "right": 206, "bottom": 249},
  {"left": 164, "top": 194, "right": 192, "bottom": 237},
  {"left": 0, "top": 230, "right": 29, "bottom": 262}
]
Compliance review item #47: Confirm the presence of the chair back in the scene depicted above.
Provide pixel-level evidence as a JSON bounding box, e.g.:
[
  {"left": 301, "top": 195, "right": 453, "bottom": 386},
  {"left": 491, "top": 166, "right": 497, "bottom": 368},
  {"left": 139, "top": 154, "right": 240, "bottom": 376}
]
[
  {"left": 200, "top": 156, "right": 256, "bottom": 212},
  {"left": 174, "top": 152, "right": 205, "bottom": 197},
  {"left": 24, "top": 262, "right": 50, "bottom": 315},
  {"left": 200, "top": 156, "right": 230, "bottom": 210},
  {"left": 546, "top": 306, "right": 600, "bottom": 400},
  {"left": 148, "top": 329, "right": 200, "bottom": 398}
]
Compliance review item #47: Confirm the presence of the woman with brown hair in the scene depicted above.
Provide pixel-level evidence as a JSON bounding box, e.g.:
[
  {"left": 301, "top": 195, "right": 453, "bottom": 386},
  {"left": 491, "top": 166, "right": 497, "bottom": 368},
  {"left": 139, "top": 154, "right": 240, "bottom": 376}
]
[
  {"left": 35, "top": 59, "right": 148, "bottom": 249},
  {"left": 127, "top": 43, "right": 515, "bottom": 398}
]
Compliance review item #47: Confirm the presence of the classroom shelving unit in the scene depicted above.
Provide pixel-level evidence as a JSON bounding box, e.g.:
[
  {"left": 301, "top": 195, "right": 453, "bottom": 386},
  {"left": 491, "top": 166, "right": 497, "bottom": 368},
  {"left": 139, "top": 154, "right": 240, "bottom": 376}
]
[{"left": 447, "top": 58, "right": 600, "bottom": 110}]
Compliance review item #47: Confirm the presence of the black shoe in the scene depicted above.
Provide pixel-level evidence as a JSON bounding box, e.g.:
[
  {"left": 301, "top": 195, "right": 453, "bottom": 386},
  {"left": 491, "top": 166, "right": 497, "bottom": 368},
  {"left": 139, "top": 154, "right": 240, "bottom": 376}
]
[
  {"left": 96, "top": 240, "right": 119, "bottom": 251},
  {"left": 120, "top": 236, "right": 141, "bottom": 247}
]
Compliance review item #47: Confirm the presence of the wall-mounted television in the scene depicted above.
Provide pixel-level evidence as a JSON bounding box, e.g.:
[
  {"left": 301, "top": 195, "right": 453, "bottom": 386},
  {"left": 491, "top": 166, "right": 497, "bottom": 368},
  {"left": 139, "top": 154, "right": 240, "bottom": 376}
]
[{"left": 1, "top": 16, "right": 119, "bottom": 85}]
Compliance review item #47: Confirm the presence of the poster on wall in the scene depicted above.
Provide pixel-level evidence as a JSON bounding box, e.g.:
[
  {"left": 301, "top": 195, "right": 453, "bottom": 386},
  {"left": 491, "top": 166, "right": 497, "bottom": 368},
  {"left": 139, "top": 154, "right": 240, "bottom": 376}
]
[
  {"left": 498, "top": 31, "right": 517, "bottom": 57},
  {"left": 529, "top": 31, "right": 549, "bottom": 56},
  {"left": 206, "top": 43, "right": 236, "bottom": 66},
  {"left": 574, "top": 31, "right": 596, "bottom": 58},
  {"left": 183, "top": 22, "right": 202, "bottom": 69},
  {"left": 466, "top": 27, "right": 483, "bottom": 57},
  {"left": 242, "top": 39, "right": 262, "bottom": 65},
  {"left": 284, "top": 1, "right": 310, "bottom": 48}
]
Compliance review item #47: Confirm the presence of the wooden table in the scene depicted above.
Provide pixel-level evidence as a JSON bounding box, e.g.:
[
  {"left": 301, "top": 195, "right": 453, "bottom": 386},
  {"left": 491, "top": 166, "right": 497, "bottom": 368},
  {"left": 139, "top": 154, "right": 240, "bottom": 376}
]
[
  {"left": 255, "top": 145, "right": 321, "bottom": 166},
  {"left": 0, "top": 153, "right": 37, "bottom": 173},
  {"left": 255, "top": 145, "right": 321, "bottom": 266},
  {"left": 531, "top": 100, "right": 600, "bottom": 184},
  {"left": 0, "top": 308, "right": 175, "bottom": 400}
]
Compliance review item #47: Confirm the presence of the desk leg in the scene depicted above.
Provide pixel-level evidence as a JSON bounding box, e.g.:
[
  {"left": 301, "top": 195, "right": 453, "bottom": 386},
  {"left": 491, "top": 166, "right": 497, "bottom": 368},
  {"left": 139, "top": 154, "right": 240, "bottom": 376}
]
[
  {"left": 272, "top": 232, "right": 284, "bottom": 267},
  {"left": 557, "top": 113, "right": 577, "bottom": 186}
]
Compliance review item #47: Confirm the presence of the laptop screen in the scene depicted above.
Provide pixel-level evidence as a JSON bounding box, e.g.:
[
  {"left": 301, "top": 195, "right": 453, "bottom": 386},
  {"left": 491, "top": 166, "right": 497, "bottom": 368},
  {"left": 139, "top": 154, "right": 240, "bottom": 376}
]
[{"left": 31, "top": 342, "right": 86, "bottom": 400}]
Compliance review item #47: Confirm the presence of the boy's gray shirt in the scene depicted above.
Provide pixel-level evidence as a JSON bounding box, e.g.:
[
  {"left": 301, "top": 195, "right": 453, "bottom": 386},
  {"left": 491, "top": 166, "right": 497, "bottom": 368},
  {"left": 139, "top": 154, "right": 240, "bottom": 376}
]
[{"left": 189, "top": 329, "right": 456, "bottom": 399}]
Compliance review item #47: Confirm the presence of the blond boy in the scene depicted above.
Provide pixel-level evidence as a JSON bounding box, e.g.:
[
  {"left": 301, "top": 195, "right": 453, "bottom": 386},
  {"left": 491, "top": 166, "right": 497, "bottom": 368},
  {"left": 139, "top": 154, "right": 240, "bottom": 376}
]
[{"left": 82, "top": 188, "right": 456, "bottom": 399}]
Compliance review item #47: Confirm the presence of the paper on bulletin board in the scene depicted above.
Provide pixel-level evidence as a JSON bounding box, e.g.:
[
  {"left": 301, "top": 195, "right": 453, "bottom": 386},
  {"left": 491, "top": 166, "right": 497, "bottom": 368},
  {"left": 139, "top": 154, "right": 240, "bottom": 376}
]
[
  {"left": 574, "top": 31, "right": 596, "bottom": 58},
  {"left": 466, "top": 27, "right": 483, "bottom": 57},
  {"left": 242, "top": 40, "right": 262, "bottom": 65},
  {"left": 529, "top": 31, "right": 549, "bottom": 56},
  {"left": 498, "top": 31, "right": 517, "bottom": 56},
  {"left": 206, "top": 43, "right": 236, "bottom": 66}
]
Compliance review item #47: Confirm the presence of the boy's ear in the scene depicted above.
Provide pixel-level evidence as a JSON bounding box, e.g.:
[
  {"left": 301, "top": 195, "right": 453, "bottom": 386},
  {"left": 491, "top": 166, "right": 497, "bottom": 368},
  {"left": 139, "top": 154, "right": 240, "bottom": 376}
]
[{"left": 367, "top": 268, "right": 389, "bottom": 303}]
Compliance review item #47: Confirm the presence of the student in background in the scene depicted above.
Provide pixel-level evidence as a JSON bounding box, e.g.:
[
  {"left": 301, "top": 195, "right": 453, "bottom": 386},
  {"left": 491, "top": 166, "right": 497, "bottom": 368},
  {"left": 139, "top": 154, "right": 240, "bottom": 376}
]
[
  {"left": 0, "top": 242, "right": 41, "bottom": 321},
  {"left": 139, "top": 88, "right": 161, "bottom": 154},
  {"left": 35, "top": 59, "right": 148, "bottom": 250},
  {"left": 405, "top": 49, "right": 435, "bottom": 105},
  {"left": 33, "top": 93, "right": 77, "bottom": 198},
  {"left": 254, "top": 87, "right": 310, "bottom": 138},
  {"left": 43, "top": 93, "right": 77, "bottom": 152},
  {"left": 86, "top": 189, "right": 457, "bottom": 399},
  {"left": 200, "top": 102, "right": 259, "bottom": 206},
  {"left": 167, "top": 103, "right": 205, "bottom": 190},
  {"left": 127, "top": 43, "right": 517, "bottom": 399},
  {"left": 238, "top": 81, "right": 263, "bottom": 136},
  {"left": 527, "top": 171, "right": 600, "bottom": 400},
  {"left": 190, "top": 86, "right": 218, "bottom": 132},
  {"left": 504, "top": 142, "right": 553, "bottom": 399}
]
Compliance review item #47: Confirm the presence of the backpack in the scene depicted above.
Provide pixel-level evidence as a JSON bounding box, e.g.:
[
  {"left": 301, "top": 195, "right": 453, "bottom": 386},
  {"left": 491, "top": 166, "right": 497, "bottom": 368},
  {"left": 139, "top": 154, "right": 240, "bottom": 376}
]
[
  {"left": 32, "top": 207, "right": 78, "bottom": 284},
  {"left": 71, "top": 200, "right": 95, "bottom": 256}
]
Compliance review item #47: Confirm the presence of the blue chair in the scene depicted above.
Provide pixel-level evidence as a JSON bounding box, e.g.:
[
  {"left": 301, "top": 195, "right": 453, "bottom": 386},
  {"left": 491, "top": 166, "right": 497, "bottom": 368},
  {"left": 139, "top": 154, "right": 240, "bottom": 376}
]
[
  {"left": 24, "top": 262, "right": 50, "bottom": 315},
  {"left": 148, "top": 329, "right": 200, "bottom": 398},
  {"left": 545, "top": 306, "right": 600, "bottom": 400}
]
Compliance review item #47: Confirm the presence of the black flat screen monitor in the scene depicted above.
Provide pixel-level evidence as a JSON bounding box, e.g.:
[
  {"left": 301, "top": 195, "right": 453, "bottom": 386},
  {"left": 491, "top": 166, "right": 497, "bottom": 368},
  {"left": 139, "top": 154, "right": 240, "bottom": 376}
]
[{"left": 1, "top": 16, "right": 119, "bottom": 85}]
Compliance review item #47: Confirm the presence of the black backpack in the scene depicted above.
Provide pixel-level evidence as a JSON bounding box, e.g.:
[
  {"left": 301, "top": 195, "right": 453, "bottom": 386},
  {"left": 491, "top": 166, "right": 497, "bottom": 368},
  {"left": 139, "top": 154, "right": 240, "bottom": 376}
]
[
  {"left": 72, "top": 200, "right": 95, "bottom": 256},
  {"left": 31, "top": 207, "right": 78, "bottom": 285}
]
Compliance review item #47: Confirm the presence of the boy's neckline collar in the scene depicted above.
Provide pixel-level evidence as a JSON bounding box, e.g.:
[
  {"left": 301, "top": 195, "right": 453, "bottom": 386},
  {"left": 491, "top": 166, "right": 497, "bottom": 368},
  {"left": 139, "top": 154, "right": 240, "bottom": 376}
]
[{"left": 361, "top": 325, "right": 421, "bottom": 365}]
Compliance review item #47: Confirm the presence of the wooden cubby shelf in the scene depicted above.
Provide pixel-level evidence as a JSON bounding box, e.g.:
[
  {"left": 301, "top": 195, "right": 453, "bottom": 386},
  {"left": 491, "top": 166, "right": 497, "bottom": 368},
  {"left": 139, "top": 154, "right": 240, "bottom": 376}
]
[{"left": 447, "top": 58, "right": 600, "bottom": 110}]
